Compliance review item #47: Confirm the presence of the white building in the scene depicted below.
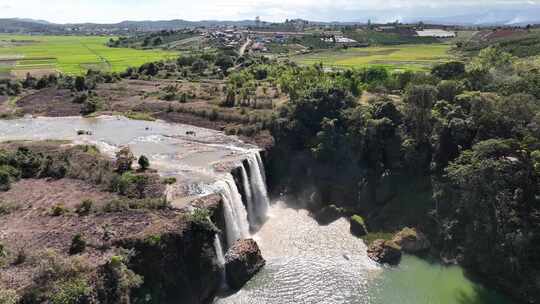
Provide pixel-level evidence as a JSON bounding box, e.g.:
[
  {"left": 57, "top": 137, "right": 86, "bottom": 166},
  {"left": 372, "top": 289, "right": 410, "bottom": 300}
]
[{"left": 416, "top": 29, "right": 456, "bottom": 38}]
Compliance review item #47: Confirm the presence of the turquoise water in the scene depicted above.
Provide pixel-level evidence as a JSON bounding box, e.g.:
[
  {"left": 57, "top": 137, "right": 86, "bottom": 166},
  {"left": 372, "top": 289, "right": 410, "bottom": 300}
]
[{"left": 370, "top": 255, "right": 513, "bottom": 304}]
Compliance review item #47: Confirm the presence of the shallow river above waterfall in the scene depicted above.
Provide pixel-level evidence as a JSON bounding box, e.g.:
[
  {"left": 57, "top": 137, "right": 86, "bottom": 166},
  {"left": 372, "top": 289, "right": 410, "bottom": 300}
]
[{"left": 216, "top": 201, "right": 515, "bottom": 304}]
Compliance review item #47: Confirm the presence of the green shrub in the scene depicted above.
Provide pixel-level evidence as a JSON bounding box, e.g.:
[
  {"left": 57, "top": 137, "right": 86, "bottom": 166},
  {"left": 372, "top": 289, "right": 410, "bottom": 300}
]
[
  {"left": 12, "top": 147, "right": 43, "bottom": 178},
  {"left": 138, "top": 155, "right": 150, "bottom": 171},
  {"left": 51, "top": 203, "right": 68, "bottom": 216},
  {"left": 0, "top": 167, "right": 11, "bottom": 191},
  {"left": 103, "top": 199, "right": 130, "bottom": 213},
  {"left": 75, "top": 199, "right": 93, "bottom": 216},
  {"left": 13, "top": 248, "right": 26, "bottom": 265},
  {"left": 0, "top": 289, "right": 19, "bottom": 304},
  {"left": 351, "top": 215, "right": 366, "bottom": 226},
  {"left": 115, "top": 147, "right": 135, "bottom": 173},
  {"left": 50, "top": 278, "right": 91, "bottom": 304},
  {"left": 69, "top": 234, "right": 86, "bottom": 255},
  {"left": 0, "top": 200, "right": 18, "bottom": 215},
  {"left": 188, "top": 208, "right": 218, "bottom": 233}
]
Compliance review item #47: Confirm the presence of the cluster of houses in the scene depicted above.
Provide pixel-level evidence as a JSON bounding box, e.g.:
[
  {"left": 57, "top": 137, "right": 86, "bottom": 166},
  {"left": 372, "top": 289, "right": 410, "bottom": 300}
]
[{"left": 205, "top": 29, "right": 244, "bottom": 49}]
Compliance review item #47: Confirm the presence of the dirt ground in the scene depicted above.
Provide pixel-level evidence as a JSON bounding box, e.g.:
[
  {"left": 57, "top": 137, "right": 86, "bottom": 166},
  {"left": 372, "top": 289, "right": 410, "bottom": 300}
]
[
  {"left": 16, "top": 88, "right": 81, "bottom": 116},
  {"left": 0, "top": 178, "right": 186, "bottom": 291}
]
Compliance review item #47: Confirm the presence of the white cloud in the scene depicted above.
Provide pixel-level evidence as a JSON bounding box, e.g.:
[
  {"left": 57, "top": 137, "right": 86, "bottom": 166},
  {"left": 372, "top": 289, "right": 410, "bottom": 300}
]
[{"left": 0, "top": 0, "right": 539, "bottom": 23}]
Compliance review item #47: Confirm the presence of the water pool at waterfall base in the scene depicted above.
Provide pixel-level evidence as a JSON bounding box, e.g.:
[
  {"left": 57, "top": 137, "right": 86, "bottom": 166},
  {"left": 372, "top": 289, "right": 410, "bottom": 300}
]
[{"left": 215, "top": 201, "right": 515, "bottom": 304}]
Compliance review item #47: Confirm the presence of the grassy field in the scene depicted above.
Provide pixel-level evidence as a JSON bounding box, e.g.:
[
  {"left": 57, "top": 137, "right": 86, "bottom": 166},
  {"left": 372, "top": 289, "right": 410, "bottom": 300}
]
[
  {"left": 0, "top": 35, "right": 178, "bottom": 77},
  {"left": 293, "top": 44, "right": 455, "bottom": 71}
]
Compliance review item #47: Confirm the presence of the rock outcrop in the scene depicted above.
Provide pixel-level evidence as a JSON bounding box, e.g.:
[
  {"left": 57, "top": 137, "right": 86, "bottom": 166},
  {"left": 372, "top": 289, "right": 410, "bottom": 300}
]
[
  {"left": 225, "top": 239, "right": 265, "bottom": 290},
  {"left": 367, "top": 239, "right": 402, "bottom": 265},
  {"left": 314, "top": 204, "right": 345, "bottom": 225},
  {"left": 392, "top": 227, "right": 430, "bottom": 254},
  {"left": 350, "top": 215, "right": 368, "bottom": 237}
]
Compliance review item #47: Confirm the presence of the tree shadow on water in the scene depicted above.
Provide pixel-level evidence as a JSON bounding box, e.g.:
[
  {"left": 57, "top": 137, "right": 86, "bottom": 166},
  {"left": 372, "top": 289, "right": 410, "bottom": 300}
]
[{"left": 456, "top": 285, "right": 512, "bottom": 304}]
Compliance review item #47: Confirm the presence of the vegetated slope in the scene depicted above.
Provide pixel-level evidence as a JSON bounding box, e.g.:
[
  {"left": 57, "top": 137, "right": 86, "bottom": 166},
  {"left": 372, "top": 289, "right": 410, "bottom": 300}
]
[
  {"left": 0, "top": 141, "right": 222, "bottom": 303},
  {"left": 108, "top": 30, "right": 200, "bottom": 50},
  {"left": 0, "top": 35, "right": 178, "bottom": 76},
  {"left": 461, "top": 29, "right": 540, "bottom": 57}
]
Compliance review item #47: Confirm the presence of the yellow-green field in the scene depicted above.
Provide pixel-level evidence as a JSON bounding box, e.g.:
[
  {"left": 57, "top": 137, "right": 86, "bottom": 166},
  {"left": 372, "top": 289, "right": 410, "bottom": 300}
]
[
  {"left": 0, "top": 35, "right": 178, "bottom": 77},
  {"left": 293, "top": 44, "right": 455, "bottom": 71}
]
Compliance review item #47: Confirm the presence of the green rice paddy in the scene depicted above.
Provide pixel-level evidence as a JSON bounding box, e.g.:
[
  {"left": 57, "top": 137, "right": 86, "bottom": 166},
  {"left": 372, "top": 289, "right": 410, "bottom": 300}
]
[
  {"left": 0, "top": 35, "right": 177, "bottom": 76},
  {"left": 294, "top": 44, "right": 455, "bottom": 71}
]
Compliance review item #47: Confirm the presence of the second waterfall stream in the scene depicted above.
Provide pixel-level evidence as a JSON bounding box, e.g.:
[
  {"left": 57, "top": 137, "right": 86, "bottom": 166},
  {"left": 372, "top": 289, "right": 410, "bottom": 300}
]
[{"left": 214, "top": 150, "right": 270, "bottom": 249}]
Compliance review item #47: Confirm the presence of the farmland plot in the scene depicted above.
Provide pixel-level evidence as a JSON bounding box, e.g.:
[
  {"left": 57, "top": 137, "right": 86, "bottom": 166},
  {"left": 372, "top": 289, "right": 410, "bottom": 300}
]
[{"left": 0, "top": 35, "right": 177, "bottom": 77}]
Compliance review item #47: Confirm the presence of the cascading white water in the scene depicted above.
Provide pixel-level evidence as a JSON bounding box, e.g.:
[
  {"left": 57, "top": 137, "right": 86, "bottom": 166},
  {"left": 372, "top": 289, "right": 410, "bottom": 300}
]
[
  {"left": 213, "top": 234, "right": 226, "bottom": 266},
  {"left": 213, "top": 234, "right": 228, "bottom": 289},
  {"left": 245, "top": 151, "right": 270, "bottom": 224},
  {"left": 240, "top": 165, "right": 256, "bottom": 230},
  {"left": 255, "top": 152, "right": 267, "bottom": 184},
  {"left": 216, "top": 174, "right": 250, "bottom": 247}
]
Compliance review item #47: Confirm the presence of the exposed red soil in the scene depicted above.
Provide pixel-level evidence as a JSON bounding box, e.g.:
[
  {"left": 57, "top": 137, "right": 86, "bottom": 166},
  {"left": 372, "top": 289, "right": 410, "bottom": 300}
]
[
  {"left": 16, "top": 87, "right": 81, "bottom": 116},
  {"left": 0, "top": 178, "right": 186, "bottom": 291}
]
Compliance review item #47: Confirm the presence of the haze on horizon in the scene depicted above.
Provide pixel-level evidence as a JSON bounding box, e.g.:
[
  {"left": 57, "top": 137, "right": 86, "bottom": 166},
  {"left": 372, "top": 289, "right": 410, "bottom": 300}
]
[{"left": 1, "top": 0, "right": 540, "bottom": 24}]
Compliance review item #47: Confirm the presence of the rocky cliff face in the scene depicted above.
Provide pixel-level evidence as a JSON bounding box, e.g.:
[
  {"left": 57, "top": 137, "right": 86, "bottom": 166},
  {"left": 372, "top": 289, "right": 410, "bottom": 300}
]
[
  {"left": 224, "top": 239, "right": 265, "bottom": 290},
  {"left": 119, "top": 217, "right": 221, "bottom": 304}
]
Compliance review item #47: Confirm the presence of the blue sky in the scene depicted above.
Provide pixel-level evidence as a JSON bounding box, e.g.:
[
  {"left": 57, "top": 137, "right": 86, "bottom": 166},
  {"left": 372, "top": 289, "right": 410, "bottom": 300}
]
[{"left": 0, "top": 0, "right": 540, "bottom": 23}]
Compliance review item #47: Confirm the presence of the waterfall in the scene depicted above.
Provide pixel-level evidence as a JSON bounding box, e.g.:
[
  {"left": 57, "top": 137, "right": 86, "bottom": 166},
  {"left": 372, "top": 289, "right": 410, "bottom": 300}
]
[
  {"left": 214, "top": 234, "right": 226, "bottom": 266},
  {"left": 216, "top": 174, "right": 250, "bottom": 247},
  {"left": 213, "top": 233, "right": 229, "bottom": 289},
  {"left": 255, "top": 152, "right": 267, "bottom": 184},
  {"left": 245, "top": 151, "right": 270, "bottom": 224},
  {"left": 240, "top": 165, "right": 256, "bottom": 230}
]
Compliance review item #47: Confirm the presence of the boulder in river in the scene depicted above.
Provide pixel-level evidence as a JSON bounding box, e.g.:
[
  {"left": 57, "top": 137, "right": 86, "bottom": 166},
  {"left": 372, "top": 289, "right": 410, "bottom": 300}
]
[
  {"left": 225, "top": 238, "right": 265, "bottom": 290},
  {"left": 367, "top": 239, "right": 402, "bottom": 265},
  {"left": 392, "top": 227, "right": 430, "bottom": 254},
  {"left": 350, "top": 215, "right": 368, "bottom": 237},
  {"left": 315, "top": 204, "right": 345, "bottom": 225}
]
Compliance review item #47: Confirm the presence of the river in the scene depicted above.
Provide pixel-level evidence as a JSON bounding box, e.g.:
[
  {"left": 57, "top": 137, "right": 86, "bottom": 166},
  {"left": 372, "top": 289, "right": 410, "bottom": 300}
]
[{"left": 216, "top": 201, "right": 514, "bottom": 304}]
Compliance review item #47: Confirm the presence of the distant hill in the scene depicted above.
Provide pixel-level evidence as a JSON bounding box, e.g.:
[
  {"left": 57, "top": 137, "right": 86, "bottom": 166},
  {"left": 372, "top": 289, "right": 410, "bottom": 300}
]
[
  {"left": 0, "top": 18, "right": 257, "bottom": 34},
  {"left": 413, "top": 9, "right": 540, "bottom": 26},
  {"left": 2, "top": 12, "right": 540, "bottom": 35},
  {"left": 0, "top": 18, "right": 62, "bottom": 33}
]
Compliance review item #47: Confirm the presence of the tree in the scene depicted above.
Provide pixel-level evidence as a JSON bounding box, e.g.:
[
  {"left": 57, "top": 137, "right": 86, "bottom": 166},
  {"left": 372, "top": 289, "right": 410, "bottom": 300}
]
[
  {"left": 115, "top": 147, "right": 135, "bottom": 173},
  {"left": 434, "top": 139, "right": 540, "bottom": 297},
  {"left": 139, "top": 62, "right": 159, "bottom": 76},
  {"left": 74, "top": 76, "right": 86, "bottom": 92},
  {"left": 431, "top": 61, "right": 466, "bottom": 80},
  {"left": 437, "top": 80, "right": 463, "bottom": 102},
  {"left": 470, "top": 46, "right": 514, "bottom": 71},
  {"left": 138, "top": 155, "right": 150, "bottom": 171},
  {"left": 191, "top": 59, "right": 208, "bottom": 74},
  {"left": 215, "top": 54, "right": 234, "bottom": 73},
  {"left": 404, "top": 85, "right": 437, "bottom": 144}
]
